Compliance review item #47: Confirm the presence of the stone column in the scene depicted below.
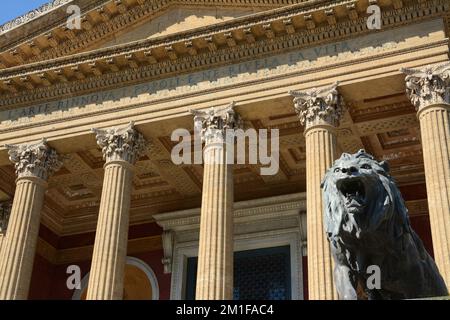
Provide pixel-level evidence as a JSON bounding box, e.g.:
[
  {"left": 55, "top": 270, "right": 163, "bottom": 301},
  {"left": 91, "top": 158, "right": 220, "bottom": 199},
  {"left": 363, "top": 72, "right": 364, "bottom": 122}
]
[
  {"left": 289, "top": 82, "right": 343, "bottom": 300},
  {"left": 401, "top": 64, "right": 450, "bottom": 288},
  {"left": 86, "top": 122, "right": 147, "bottom": 300},
  {"left": 0, "top": 139, "right": 61, "bottom": 300},
  {"left": 0, "top": 201, "right": 12, "bottom": 260},
  {"left": 191, "top": 103, "right": 241, "bottom": 300}
]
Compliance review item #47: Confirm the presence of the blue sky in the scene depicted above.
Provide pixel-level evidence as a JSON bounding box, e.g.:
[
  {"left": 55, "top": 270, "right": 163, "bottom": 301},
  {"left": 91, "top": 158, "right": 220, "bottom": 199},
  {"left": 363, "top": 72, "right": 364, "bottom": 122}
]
[{"left": 0, "top": 1, "right": 50, "bottom": 25}]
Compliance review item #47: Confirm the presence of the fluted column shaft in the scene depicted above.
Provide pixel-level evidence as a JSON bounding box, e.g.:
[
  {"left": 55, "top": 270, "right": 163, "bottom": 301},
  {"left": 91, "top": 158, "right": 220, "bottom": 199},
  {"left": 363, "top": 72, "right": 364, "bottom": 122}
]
[
  {"left": 192, "top": 104, "right": 240, "bottom": 300},
  {"left": 290, "top": 82, "right": 342, "bottom": 300},
  {"left": 0, "top": 177, "right": 46, "bottom": 299},
  {"left": 304, "top": 126, "right": 337, "bottom": 300},
  {"left": 86, "top": 161, "right": 133, "bottom": 300},
  {"left": 0, "top": 235, "right": 3, "bottom": 276},
  {"left": 418, "top": 104, "right": 450, "bottom": 287},
  {"left": 196, "top": 140, "right": 234, "bottom": 300},
  {"left": 0, "top": 140, "right": 61, "bottom": 300},
  {"left": 87, "top": 122, "right": 146, "bottom": 300},
  {"left": 0, "top": 201, "right": 11, "bottom": 257},
  {"left": 401, "top": 64, "right": 450, "bottom": 289}
]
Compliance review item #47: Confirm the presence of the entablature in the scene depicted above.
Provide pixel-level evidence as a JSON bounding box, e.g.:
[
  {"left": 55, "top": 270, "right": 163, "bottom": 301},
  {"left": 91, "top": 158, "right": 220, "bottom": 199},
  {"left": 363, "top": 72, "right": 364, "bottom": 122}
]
[
  {"left": 0, "top": 0, "right": 313, "bottom": 67},
  {"left": 0, "top": 0, "right": 447, "bottom": 103}
]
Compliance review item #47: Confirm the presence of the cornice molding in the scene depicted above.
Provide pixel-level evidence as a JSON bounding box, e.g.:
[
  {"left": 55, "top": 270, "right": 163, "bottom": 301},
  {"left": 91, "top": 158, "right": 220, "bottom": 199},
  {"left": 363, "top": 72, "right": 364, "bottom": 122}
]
[
  {"left": 0, "top": 0, "right": 105, "bottom": 52},
  {"left": 0, "top": 0, "right": 363, "bottom": 77},
  {"left": 0, "top": 0, "right": 74, "bottom": 36},
  {"left": 0, "top": 0, "right": 447, "bottom": 108},
  {"left": 0, "top": 0, "right": 312, "bottom": 66}
]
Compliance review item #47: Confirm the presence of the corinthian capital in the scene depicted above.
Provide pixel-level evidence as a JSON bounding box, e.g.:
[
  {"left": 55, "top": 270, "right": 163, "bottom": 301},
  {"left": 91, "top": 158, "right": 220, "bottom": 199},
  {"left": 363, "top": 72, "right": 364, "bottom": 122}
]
[
  {"left": 401, "top": 63, "right": 450, "bottom": 111},
  {"left": 5, "top": 139, "right": 62, "bottom": 180},
  {"left": 92, "top": 121, "right": 147, "bottom": 164},
  {"left": 289, "top": 82, "right": 343, "bottom": 129},
  {"left": 190, "top": 102, "right": 242, "bottom": 144}
]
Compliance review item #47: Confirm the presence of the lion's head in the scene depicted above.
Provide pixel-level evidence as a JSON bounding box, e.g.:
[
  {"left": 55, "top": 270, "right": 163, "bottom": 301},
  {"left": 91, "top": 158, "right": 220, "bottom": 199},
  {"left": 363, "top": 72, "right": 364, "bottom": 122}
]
[{"left": 321, "top": 150, "right": 410, "bottom": 243}]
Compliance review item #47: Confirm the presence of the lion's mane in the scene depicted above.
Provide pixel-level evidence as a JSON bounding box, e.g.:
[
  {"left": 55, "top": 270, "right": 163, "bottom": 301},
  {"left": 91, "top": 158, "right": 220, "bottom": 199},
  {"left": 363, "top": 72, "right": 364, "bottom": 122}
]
[{"left": 320, "top": 150, "right": 448, "bottom": 299}]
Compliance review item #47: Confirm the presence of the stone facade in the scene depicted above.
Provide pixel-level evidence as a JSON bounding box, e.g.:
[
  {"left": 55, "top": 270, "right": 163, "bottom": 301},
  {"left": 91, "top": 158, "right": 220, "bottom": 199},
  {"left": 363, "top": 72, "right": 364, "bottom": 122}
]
[{"left": 0, "top": 0, "right": 448, "bottom": 300}]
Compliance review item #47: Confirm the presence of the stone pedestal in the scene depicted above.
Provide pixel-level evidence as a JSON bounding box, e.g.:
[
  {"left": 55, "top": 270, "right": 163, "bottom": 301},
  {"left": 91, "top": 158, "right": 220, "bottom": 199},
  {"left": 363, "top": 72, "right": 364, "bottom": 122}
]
[
  {"left": 402, "top": 64, "right": 450, "bottom": 288},
  {"left": 86, "top": 122, "right": 146, "bottom": 300},
  {"left": 191, "top": 104, "right": 240, "bottom": 300},
  {"left": 0, "top": 140, "right": 61, "bottom": 300},
  {"left": 290, "top": 83, "right": 343, "bottom": 300}
]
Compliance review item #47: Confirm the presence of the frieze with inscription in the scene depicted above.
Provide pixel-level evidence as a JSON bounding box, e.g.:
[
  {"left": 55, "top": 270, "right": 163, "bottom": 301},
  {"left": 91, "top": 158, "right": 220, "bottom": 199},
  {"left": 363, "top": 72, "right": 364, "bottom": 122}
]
[{"left": 0, "top": 19, "right": 443, "bottom": 129}]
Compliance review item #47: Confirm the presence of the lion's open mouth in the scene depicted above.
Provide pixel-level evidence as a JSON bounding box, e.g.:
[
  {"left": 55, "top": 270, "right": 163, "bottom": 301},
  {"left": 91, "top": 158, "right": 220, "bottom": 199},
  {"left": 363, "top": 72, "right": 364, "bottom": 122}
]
[{"left": 337, "top": 178, "right": 366, "bottom": 212}]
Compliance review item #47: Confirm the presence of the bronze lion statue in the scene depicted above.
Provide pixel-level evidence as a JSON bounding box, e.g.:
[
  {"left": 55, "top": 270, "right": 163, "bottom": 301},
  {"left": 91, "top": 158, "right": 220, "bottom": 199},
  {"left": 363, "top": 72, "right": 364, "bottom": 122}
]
[{"left": 321, "top": 150, "right": 448, "bottom": 300}]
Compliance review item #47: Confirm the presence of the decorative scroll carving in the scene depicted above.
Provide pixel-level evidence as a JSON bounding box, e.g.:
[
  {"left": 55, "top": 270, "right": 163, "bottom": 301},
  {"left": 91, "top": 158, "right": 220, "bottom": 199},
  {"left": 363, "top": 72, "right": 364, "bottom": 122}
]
[
  {"left": 4, "top": 138, "right": 62, "bottom": 180},
  {"left": 289, "top": 82, "right": 344, "bottom": 128},
  {"left": 190, "top": 102, "right": 242, "bottom": 144},
  {"left": 401, "top": 63, "right": 450, "bottom": 110},
  {"left": 161, "top": 230, "right": 174, "bottom": 274},
  {"left": 92, "top": 121, "right": 147, "bottom": 164},
  {"left": 0, "top": 201, "right": 12, "bottom": 234}
]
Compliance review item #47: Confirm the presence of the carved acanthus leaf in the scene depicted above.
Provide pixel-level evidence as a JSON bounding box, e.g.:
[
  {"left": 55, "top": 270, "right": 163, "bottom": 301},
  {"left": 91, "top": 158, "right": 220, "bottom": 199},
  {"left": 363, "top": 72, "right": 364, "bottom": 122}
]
[
  {"left": 190, "top": 102, "right": 242, "bottom": 144},
  {"left": 92, "top": 121, "right": 148, "bottom": 164},
  {"left": 289, "top": 82, "right": 344, "bottom": 128},
  {"left": 5, "top": 138, "right": 62, "bottom": 180},
  {"left": 401, "top": 63, "right": 450, "bottom": 110}
]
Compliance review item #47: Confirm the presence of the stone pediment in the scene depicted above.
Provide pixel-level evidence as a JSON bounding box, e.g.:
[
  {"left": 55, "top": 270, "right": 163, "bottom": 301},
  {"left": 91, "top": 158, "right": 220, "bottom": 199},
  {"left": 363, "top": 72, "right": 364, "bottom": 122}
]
[
  {"left": 97, "top": 6, "right": 264, "bottom": 50},
  {"left": 0, "top": 0, "right": 290, "bottom": 68}
]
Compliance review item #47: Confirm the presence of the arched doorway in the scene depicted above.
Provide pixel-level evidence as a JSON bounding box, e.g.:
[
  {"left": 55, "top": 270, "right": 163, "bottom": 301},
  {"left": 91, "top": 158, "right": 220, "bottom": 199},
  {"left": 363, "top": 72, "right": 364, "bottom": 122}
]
[{"left": 73, "top": 256, "right": 159, "bottom": 300}]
